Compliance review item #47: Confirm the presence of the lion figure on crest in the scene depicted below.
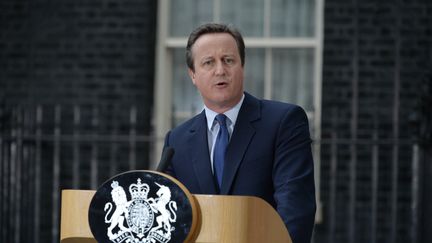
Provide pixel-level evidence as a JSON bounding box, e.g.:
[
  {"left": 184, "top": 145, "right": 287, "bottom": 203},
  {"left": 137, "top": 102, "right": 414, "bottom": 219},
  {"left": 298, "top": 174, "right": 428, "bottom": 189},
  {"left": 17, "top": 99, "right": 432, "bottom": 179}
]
[{"left": 104, "top": 181, "right": 131, "bottom": 239}]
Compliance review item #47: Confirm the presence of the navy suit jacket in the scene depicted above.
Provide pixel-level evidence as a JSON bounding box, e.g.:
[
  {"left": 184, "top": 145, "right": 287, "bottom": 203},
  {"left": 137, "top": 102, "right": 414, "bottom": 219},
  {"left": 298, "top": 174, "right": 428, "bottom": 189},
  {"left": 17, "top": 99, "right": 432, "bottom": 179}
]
[{"left": 163, "top": 92, "right": 316, "bottom": 243}]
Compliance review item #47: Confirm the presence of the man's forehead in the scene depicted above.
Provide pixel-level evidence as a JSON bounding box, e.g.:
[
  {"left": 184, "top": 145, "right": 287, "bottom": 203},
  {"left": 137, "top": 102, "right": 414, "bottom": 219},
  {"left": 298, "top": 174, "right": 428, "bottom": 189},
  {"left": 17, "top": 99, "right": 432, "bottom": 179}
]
[
  {"left": 194, "top": 33, "right": 236, "bottom": 47},
  {"left": 192, "top": 33, "right": 238, "bottom": 55}
]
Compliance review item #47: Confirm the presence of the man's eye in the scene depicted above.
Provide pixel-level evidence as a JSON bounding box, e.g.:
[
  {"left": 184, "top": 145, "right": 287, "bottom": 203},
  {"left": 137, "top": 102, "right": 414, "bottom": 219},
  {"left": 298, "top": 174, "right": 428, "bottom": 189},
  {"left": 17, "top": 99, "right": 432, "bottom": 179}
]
[
  {"left": 202, "top": 60, "right": 213, "bottom": 66},
  {"left": 224, "top": 58, "right": 234, "bottom": 65}
]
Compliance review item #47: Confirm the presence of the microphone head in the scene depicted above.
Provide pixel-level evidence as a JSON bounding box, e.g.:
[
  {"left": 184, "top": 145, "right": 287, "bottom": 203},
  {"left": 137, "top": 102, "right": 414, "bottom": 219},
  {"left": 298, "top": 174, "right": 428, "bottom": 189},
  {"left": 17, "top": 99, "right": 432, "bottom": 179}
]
[{"left": 156, "top": 147, "right": 175, "bottom": 172}]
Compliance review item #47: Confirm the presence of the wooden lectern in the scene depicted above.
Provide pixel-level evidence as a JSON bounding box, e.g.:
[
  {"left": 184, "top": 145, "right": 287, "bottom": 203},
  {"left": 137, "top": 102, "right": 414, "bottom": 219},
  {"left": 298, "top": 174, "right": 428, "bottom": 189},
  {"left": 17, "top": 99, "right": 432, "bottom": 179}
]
[{"left": 60, "top": 190, "right": 291, "bottom": 243}]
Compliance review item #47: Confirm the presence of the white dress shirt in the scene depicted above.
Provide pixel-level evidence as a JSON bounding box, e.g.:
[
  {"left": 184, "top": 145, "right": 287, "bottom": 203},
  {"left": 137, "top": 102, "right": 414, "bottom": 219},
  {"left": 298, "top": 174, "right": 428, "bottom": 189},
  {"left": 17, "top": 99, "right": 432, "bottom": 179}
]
[{"left": 204, "top": 94, "right": 245, "bottom": 173}]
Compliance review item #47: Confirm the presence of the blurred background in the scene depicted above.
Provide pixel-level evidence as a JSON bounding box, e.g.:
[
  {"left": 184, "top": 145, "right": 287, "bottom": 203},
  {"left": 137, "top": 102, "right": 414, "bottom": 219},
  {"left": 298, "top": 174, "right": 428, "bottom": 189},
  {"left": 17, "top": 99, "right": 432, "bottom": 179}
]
[{"left": 1, "top": 0, "right": 431, "bottom": 242}]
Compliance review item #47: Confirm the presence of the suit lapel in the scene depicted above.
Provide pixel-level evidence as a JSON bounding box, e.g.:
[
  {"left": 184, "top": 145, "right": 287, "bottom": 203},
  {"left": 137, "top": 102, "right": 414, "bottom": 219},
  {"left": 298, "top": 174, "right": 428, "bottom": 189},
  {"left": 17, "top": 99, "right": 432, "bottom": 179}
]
[
  {"left": 188, "top": 111, "right": 218, "bottom": 194},
  {"left": 220, "top": 93, "right": 261, "bottom": 194}
]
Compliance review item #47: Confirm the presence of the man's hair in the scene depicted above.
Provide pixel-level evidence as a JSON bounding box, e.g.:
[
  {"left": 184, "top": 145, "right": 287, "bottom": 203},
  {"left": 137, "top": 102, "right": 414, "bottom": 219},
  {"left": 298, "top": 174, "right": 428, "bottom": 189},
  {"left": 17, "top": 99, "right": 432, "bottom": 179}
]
[{"left": 186, "top": 23, "right": 245, "bottom": 71}]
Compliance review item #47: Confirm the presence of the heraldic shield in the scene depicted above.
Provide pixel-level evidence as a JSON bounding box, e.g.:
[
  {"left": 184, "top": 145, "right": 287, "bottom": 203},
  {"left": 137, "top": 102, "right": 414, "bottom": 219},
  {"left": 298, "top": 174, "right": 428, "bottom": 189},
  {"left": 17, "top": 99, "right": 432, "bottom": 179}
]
[{"left": 88, "top": 171, "right": 198, "bottom": 243}]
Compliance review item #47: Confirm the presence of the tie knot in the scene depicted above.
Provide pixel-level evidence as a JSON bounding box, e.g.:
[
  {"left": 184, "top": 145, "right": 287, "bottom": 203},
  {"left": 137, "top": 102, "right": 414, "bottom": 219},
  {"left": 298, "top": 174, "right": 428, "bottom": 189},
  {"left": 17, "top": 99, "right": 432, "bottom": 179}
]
[{"left": 215, "top": 114, "right": 227, "bottom": 126}]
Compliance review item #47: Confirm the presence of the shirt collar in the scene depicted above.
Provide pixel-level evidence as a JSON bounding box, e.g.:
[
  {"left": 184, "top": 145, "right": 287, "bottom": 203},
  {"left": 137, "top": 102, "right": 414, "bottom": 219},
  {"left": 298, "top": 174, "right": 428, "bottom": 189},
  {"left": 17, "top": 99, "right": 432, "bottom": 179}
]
[{"left": 204, "top": 94, "right": 245, "bottom": 131}]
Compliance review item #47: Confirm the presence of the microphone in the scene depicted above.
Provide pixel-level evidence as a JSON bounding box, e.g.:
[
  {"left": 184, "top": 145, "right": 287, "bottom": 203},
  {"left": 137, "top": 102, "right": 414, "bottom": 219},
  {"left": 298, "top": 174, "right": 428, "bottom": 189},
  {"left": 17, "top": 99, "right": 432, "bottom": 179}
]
[{"left": 156, "top": 147, "right": 175, "bottom": 172}]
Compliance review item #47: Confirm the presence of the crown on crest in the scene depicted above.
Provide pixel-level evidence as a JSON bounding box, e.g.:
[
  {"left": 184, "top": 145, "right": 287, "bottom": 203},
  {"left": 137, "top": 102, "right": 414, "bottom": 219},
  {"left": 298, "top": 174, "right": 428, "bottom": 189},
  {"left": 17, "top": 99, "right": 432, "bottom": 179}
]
[{"left": 129, "top": 178, "right": 149, "bottom": 200}]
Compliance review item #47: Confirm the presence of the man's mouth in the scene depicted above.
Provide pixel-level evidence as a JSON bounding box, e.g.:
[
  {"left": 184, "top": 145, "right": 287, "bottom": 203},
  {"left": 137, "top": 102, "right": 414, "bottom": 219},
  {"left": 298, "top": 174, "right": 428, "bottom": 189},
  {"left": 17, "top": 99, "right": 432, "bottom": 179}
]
[{"left": 216, "top": 81, "right": 228, "bottom": 86}]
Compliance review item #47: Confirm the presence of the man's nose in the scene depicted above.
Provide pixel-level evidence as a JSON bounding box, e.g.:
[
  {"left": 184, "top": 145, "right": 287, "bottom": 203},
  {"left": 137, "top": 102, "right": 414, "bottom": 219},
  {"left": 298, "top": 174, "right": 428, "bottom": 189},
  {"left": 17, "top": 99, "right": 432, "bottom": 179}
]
[{"left": 214, "top": 61, "right": 225, "bottom": 75}]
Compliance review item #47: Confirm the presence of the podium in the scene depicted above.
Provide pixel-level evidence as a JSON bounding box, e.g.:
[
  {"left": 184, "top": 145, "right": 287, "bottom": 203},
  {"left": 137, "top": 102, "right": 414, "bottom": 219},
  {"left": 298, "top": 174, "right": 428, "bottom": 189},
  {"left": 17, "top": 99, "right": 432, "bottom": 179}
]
[{"left": 60, "top": 190, "right": 292, "bottom": 242}]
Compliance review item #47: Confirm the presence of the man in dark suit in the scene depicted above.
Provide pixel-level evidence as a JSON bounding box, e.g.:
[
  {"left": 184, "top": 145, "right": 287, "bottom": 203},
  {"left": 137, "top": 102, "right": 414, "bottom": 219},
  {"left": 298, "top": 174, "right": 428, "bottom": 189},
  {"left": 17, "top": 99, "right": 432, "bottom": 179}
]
[{"left": 162, "top": 23, "right": 316, "bottom": 243}]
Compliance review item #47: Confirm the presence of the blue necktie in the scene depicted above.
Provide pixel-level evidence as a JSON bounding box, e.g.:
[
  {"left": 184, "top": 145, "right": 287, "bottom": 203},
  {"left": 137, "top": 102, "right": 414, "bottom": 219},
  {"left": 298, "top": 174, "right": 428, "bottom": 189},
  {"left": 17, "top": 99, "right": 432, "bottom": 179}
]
[{"left": 213, "top": 114, "right": 229, "bottom": 187}]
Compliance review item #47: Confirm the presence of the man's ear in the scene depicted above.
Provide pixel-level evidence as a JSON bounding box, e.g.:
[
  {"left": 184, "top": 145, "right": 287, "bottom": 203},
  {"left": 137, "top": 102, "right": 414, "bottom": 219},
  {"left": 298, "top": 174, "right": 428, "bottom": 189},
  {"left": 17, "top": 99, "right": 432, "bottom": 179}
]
[{"left": 188, "top": 68, "right": 196, "bottom": 85}]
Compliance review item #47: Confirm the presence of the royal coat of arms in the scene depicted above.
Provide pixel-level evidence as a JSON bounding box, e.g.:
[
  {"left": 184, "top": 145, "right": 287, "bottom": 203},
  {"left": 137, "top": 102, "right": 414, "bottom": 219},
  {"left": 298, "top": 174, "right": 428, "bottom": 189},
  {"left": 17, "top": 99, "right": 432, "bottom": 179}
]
[{"left": 103, "top": 178, "right": 178, "bottom": 243}]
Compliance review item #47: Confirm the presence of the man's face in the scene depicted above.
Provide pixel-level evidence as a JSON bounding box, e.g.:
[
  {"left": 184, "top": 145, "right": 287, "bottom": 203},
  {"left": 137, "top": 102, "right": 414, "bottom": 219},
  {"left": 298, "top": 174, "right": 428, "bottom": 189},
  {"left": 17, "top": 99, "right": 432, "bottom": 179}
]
[{"left": 188, "top": 33, "right": 244, "bottom": 113}]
